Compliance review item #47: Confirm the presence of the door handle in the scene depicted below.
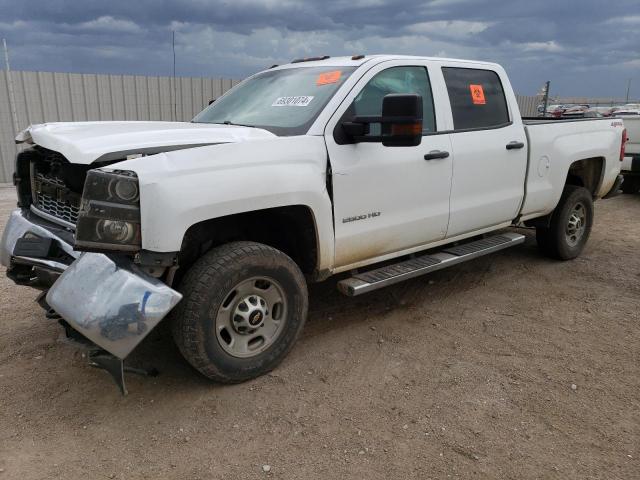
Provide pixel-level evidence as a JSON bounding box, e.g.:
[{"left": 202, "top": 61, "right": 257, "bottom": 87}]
[
  {"left": 424, "top": 150, "right": 450, "bottom": 160},
  {"left": 506, "top": 141, "right": 525, "bottom": 150}
]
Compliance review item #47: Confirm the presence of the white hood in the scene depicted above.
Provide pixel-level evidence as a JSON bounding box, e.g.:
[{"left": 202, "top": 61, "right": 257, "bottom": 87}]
[{"left": 15, "top": 121, "right": 276, "bottom": 165}]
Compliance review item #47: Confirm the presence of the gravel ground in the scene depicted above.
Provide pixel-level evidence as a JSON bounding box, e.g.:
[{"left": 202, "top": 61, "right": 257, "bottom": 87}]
[{"left": 0, "top": 184, "right": 638, "bottom": 480}]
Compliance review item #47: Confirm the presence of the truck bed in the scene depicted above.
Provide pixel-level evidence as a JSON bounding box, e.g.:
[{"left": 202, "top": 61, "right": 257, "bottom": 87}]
[{"left": 520, "top": 117, "right": 623, "bottom": 220}]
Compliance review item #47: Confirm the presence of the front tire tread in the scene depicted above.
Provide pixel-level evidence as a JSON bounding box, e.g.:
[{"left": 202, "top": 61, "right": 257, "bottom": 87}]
[{"left": 171, "top": 241, "right": 308, "bottom": 383}]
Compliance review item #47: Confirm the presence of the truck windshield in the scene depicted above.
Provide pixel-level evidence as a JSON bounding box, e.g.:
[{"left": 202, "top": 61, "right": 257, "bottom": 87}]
[{"left": 192, "top": 66, "right": 357, "bottom": 136}]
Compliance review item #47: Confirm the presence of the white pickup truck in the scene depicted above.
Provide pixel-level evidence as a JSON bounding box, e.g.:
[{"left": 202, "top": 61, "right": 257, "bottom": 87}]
[
  {"left": 0, "top": 55, "right": 626, "bottom": 393},
  {"left": 619, "top": 113, "right": 640, "bottom": 193}
]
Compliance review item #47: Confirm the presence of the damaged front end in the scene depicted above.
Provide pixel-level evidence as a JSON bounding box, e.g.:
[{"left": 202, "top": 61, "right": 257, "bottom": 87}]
[
  {"left": 3, "top": 150, "right": 182, "bottom": 394},
  {"left": 46, "top": 253, "right": 182, "bottom": 360},
  {"left": 46, "top": 253, "right": 182, "bottom": 393},
  {"left": 1, "top": 210, "right": 182, "bottom": 394}
]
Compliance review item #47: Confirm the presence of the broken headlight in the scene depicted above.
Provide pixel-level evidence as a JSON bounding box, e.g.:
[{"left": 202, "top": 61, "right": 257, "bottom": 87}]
[{"left": 74, "top": 169, "right": 142, "bottom": 252}]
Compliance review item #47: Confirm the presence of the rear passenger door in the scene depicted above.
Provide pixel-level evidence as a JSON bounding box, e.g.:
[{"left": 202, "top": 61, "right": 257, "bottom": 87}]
[{"left": 442, "top": 66, "right": 528, "bottom": 237}]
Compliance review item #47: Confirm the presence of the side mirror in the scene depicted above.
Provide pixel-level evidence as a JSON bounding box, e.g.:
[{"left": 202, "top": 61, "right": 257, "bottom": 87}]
[
  {"left": 381, "top": 94, "right": 423, "bottom": 147},
  {"left": 341, "top": 121, "right": 369, "bottom": 137},
  {"left": 339, "top": 93, "right": 423, "bottom": 147}
]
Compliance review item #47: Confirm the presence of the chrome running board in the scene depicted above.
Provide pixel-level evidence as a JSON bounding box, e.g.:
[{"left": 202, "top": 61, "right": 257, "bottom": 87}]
[{"left": 337, "top": 232, "right": 525, "bottom": 296}]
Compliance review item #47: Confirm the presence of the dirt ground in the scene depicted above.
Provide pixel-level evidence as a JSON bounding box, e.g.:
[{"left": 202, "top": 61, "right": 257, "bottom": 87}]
[{"left": 0, "top": 184, "right": 638, "bottom": 480}]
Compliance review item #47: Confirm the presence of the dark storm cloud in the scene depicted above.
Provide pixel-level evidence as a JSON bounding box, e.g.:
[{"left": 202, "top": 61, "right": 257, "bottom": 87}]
[{"left": 0, "top": 0, "right": 639, "bottom": 97}]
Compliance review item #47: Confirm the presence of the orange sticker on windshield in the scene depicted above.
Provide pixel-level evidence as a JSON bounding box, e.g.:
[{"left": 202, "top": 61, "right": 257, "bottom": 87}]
[
  {"left": 316, "top": 70, "right": 342, "bottom": 86},
  {"left": 470, "top": 84, "right": 486, "bottom": 105}
]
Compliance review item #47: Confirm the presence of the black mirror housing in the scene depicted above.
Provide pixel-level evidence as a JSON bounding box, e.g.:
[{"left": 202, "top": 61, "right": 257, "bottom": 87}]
[
  {"left": 338, "top": 93, "right": 423, "bottom": 146},
  {"left": 381, "top": 94, "right": 423, "bottom": 147},
  {"left": 342, "top": 121, "right": 369, "bottom": 137}
]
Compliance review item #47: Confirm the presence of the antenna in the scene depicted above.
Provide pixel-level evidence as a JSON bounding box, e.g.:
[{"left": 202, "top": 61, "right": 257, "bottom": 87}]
[
  {"left": 2, "top": 38, "right": 19, "bottom": 135},
  {"left": 542, "top": 81, "right": 550, "bottom": 116},
  {"left": 172, "top": 30, "right": 177, "bottom": 122}
]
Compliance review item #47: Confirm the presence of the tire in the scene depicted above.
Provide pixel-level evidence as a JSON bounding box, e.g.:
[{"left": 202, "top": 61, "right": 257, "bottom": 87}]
[
  {"left": 171, "top": 241, "right": 308, "bottom": 383},
  {"left": 535, "top": 185, "right": 594, "bottom": 260},
  {"left": 621, "top": 176, "right": 639, "bottom": 194}
]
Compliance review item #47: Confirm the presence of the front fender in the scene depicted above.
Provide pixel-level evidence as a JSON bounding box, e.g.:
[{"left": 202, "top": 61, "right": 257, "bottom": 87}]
[{"left": 113, "top": 136, "right": 335, "bottom": 271}]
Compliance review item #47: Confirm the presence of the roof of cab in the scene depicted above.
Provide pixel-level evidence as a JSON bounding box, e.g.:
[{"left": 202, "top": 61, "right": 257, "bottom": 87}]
[{"left": 269, "top": 54, "right": 501, "bottom": 71}]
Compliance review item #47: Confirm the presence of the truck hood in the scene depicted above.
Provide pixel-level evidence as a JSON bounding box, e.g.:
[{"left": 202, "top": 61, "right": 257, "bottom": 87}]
[{"left": 15, "top": 121, "right": 276, "bottom": 165}]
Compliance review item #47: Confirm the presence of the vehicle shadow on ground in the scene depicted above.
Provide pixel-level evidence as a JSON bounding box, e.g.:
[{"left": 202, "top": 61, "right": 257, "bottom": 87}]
[{"left": 125, "top": 229, "right": 544, "bottom": 393}]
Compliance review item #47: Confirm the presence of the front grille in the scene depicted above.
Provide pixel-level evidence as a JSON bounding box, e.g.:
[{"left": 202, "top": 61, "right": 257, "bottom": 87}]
[
  {"left": 33, "top": 172, "right": 81, "bottom": 224},
  {"left": 30, "top": 150, "right": 86, "bottom": 226}
]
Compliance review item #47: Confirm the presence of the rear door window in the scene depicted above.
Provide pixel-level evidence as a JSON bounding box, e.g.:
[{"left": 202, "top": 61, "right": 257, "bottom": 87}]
[{"left": 442, "top": 67, "right": 510, "bottom": 130}]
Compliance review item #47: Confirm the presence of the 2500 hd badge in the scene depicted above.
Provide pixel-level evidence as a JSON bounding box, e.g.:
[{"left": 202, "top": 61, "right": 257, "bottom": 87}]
[{"left": 342, "top": 211, "right": 381, "bottom": 223}]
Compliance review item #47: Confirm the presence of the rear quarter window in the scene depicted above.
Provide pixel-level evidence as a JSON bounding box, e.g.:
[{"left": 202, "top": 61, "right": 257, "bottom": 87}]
[{"left": 442, "top": 67, "right": 510, "bottom": 130}]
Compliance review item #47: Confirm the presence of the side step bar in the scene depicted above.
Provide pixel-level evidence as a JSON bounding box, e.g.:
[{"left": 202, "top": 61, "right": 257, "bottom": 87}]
[{"left": 337, "top": 232, "right": 525, "bottom": 296}]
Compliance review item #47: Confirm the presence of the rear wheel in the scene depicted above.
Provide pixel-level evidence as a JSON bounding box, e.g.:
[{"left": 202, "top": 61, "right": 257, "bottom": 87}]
[
  {"left": 621, "top": 176, "right": 639, "bottom": 194},
  {"left": 171, "top": 241, "right": 308, "bottom": 383},
  {"left": 536, "top": 185, "right": 593, "bottom": 260}
]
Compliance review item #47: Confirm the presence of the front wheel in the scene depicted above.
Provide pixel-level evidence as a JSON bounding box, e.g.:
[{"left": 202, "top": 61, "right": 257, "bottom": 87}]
[
  {"left": 536, "top": 185, "right": 594, "bottom": 260},
  {"left": 171, "top": 241, "right": 308, "bottom": 383}
]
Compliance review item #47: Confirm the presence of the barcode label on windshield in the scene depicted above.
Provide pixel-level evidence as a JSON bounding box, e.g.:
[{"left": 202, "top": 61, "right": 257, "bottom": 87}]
[{"left": 272, "top": 96, "right": 314, "bottom": 107}]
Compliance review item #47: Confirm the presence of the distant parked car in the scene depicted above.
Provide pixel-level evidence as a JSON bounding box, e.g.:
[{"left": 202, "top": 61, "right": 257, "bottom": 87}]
[
  {"left": 590, "top": 106, "right": 616, "bottom": 117},
  {"left": 536, "top": 104, "right": 565, "bottom": 117},
  {"left": 545, "top": 104, "right": 568, "bottom": 118},
  {"left": 562, "top": 105, "right": 590, "bottom": 118},
  {"left": 613, "top": 109, "right": 640, "bottom": 117}
]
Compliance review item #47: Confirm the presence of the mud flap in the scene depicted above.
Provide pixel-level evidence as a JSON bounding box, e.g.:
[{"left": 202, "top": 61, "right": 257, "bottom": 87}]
[{"left": 602, "top": 174, "right": 624, "bottom": 199}]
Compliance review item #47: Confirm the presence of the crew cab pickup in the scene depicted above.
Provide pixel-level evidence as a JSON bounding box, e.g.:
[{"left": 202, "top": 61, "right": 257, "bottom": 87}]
[
  {"left": 619, "top": 113, "right": 640, "bottom": 193},
  {"left": 0, "top": 55, "right": 626, "bottom": 393}
]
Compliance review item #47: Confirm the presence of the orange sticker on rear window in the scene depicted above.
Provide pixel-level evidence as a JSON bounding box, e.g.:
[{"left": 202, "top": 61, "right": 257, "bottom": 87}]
[
  {"left": 316, "top": 70, "right": 342, "bottom": 86},
  {"left": 470, "top": 84, "right": 486, "bottom": 104}
]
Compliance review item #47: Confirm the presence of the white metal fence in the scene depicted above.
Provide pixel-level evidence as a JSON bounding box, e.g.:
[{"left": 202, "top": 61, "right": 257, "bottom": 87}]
[
  {"left": 0, "top": 70, "right": 241, "bottom": 182},
  {"left": 515, "top": 94, "right": 540, "bottom": 117},
  {"left": 0, "top": 69, "right": 541, "bottom": 183}
]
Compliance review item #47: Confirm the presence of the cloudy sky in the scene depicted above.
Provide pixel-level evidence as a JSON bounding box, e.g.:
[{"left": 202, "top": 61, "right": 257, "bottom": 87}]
[{"left": 0, "top": 0, "right": 639, "bottom": 98}]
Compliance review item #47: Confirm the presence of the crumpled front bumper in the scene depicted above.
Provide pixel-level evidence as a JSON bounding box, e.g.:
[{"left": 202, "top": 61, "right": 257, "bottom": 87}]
[
  {"left": 1, "top": 209, "right": 79, "bottom": 284},
  {"left": 46, "top": 253, "right": 182, "bottom": 358},
  {"left": 2, "top": 208, "right": 182, "bottom": 359}
]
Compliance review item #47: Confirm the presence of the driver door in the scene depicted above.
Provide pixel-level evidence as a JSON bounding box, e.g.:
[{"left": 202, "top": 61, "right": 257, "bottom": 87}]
[{"left": 324, "top": 61, "right": 453, "bottom": 269}]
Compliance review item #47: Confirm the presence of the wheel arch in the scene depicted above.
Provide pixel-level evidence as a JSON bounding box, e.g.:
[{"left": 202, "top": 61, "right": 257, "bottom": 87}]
[
  {"left": 525, "top": 158, "right": 603, "bottom": 228},
  {"left": 564, "top": 156, "right": 605, "bottom": 197},
  {"left": 176, "top": 205, "right": 321, "bottom": 284}
]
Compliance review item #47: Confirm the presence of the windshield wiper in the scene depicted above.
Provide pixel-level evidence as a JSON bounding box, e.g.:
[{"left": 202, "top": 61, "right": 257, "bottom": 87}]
[
  {"left": 222, "top": 120, "right": 257, "bottom": 128},
  {"left": 190, "top": 120, "right": 259, "bottom": 128}
]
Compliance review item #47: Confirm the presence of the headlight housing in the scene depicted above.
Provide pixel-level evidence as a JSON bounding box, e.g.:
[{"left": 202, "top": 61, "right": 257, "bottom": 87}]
[{"left": 74, "top": 169, "right": 142, "bottom": 252}]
